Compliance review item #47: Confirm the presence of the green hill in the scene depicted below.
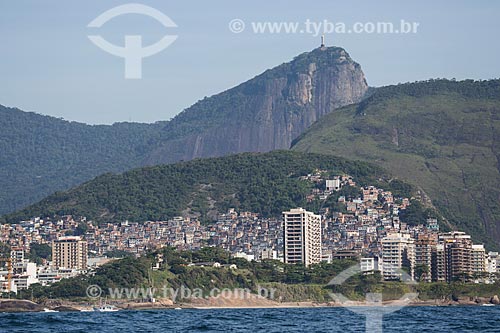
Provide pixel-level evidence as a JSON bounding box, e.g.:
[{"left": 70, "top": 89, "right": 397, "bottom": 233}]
[
  {"left": 0, "top": 47, "right": 368, "bottom": 216},
  {"left": 292, "top": 79, "right": 500, "bottom": 248},
  {"left": 2, "top": 151, "right": 399, "bottom": 224},
  {"left": 0, "top": 105, "right": 165, "bottom": 215}
]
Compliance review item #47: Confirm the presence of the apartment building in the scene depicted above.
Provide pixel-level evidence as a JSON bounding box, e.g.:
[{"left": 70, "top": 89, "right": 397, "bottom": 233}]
[
  {"left": 381, "top": 233, "right": 415, "bottom": 281},
  {"left": 471, "top": 244, "right": 486, "bottom": 277},
  {"left": 52, "top": 236, "right": 88, "bottom": 270},
  {"left": 434, "top": 243, "right": 446, "bottom": 282},
  {"left": 439, "top": 232, "right": 472, "bottom": 283},
  {"left": 283, "top": 208, "right": 322, "bottom": 267},
  {"left": 415, "top": 234, "right": 437, "bottom": 282}
]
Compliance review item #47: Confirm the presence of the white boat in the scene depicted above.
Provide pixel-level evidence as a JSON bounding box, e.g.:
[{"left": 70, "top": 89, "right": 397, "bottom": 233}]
[
  {"left": 481, "top": 303, "right": 495, "bottom": 307},
  {"left": 94, "top": 304, "right": 119, "bottom": 312}
]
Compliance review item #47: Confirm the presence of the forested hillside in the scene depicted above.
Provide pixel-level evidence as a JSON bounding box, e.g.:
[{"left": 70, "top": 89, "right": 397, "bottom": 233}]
[
  {"left": 0, "top": 105, "right": 165, "bottom": 214},
  {"left": 293, "top": 79, "right": 500, "bottom": 247},
  {"left": 2, "top": 151, "right": 398, "bottom": 224},
  {"left": 0, "top": 46, "right": 368, "bottom": 214}
]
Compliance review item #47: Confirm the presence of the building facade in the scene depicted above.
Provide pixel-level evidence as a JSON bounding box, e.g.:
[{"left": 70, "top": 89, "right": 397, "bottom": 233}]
[
  {"left": 283, "top": 208, "right": 322, "bottom": 267},
  {"left": 471, "top": 244, "right": 486, "bottom": 277},
  {"left": 381, "top": 233, "right": 415, "bottom": 281},
  {"left": 415, "top": 234, "right": 437, "bottom": 282},
  {"left": 52, "top": 236, "right": 88, "bottom": 270},
  {"left": 439, "top": 232, "right": 472, "bottom": 283}
]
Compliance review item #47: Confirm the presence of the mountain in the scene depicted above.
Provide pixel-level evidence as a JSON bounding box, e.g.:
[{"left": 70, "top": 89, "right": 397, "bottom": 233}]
[
  {"left": 2, "top": 151, "right": 397, "bottom": 224},
  {"left": 292, "top": 79, "right": 500, "bottom": 247},
  {"left": 148, "top": 46, "right": 367, "bottom": 164},
  {"left": 0, "top": 105, "right": 164, "bottom": 215},
  {"left": 0, "top": 46, "right": 368, "bottom": 215}
]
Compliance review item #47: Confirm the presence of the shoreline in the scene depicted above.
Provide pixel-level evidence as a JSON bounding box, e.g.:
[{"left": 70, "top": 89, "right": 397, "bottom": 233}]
[{"left": 2, "top": 298, "right": 499, "bottom": 313}]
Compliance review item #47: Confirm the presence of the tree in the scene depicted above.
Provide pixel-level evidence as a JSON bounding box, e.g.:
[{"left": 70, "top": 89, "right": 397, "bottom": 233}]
[
  {"left": 414, "top": 264, "right": 430, "bottom": 282},
  {"left": 0, "top": 242, "right": 10, "bottom": 257},
  {"left": 284, "top": 264, "right": 306, "bottom": 284}
]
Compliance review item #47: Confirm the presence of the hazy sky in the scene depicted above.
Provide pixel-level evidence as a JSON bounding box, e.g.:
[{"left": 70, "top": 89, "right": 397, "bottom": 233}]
[{"left": 1, "top": 0, "right": 499, "bottom": 124}]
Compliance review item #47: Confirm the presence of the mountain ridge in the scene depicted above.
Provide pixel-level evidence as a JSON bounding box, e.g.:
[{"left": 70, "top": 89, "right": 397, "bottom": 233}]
[
  {"left": 0, "top": 104, "right": 165, "bottom": 214},
  {"left": 1, "top": 150, "right": 396, "bottom": 224},
  {"left": 0, "top": 46, "right": 368, "bottom": 214},
  {"left": 146, "top": 46, "right": 368, "bottom": 163},
  {"left": 292, "top": 78, "right": 500, "bottom": 248}
]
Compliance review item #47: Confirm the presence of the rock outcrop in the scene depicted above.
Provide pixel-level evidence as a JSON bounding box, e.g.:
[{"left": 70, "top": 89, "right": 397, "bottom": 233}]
[
  {"left": 0, "top": 300, "right": 44, "bottom": 312},
  {"left": 0, "top": 46, "right": 368, "bottom": 216},
  {"left": 147, "top": 47, "right": 368, "bottom": 164}
]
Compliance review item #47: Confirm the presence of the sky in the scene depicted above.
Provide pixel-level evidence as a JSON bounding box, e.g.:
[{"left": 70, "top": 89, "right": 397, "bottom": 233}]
[{"left": 1, "top": 0, "right": 499, "bottom": 124}]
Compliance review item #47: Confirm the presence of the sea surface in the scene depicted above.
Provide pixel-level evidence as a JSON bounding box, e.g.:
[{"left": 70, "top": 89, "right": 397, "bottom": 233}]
[{"left": 1, "top": 306, "right": 500, "bottom": 332}]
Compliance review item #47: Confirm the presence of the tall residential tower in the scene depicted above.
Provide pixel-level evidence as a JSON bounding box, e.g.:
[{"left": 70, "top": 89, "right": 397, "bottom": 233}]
[
  {"left": 283, "top": 208, "right": 322, "bottom": 267},
  {"left": 52, "top": 236, "right": 88, "bottom": 270}
]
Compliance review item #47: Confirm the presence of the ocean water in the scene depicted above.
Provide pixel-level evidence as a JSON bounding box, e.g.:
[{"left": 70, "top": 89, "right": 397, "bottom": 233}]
[{"left": 1, "top": 306, "right": 500, "bottom": 333}]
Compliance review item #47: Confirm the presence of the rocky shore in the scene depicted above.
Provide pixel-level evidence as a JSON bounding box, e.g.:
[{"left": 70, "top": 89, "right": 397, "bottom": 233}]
[
  {"left": 2, "top": 294, "right": 500, "bottom": 313},
  {"left": 0, "top": 300, "right": 44, "bottom": 312}
]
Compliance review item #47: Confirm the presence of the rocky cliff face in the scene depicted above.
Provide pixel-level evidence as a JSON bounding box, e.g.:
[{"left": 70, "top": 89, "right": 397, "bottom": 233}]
[
  {"left": 0, "top": 46, "right": 368, "bottom": 215},
  {"left": 147, "top": 47, "right": 368, "bottom": 164}
]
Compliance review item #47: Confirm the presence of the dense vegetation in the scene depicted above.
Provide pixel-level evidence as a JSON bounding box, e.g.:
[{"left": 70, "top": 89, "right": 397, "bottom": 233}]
[
  {"left": 22, "top": 256, "right": 154, "bottom": 299},
  {"left": 0, "top": 46, "right": 360, "bottom": 216},
  {"left": 293, "top": 79, "right": 500, "bottom": 248},
  {"left": 0, "top": 105, "right": 166, "bottom": 215},
  {"left": 0, "top": 242, "right": 10, "bottom": 258},
  {"left": 27, "top": 243, "right": 52, "bottom": 264},
  {"left": 18, "top": 247, "right": 349, "bottom": 300},
  {"left": 399, "top": 199, "right": 444, "bottom": 227},
  {"left": 2, "top": 64, "right": 499, "bottom": 254},
  {"left": 17, "top": 247, "right": 500, "bottom": 303},
  {"left": 2, "top": 151, "right": 396, "bottom": 224}
]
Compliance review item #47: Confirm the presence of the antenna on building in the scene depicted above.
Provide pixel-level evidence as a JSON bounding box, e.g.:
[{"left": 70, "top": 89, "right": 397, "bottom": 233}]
[{"left": 321, "top": 35, "right": 325, "bottom": 47}]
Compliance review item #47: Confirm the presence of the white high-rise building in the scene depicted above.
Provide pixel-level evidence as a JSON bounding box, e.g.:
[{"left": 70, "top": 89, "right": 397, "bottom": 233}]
[
  {"left": 381, "top": 233, "right": 415, "bottom": 281},
  {"left": 487, "top": 252, "right": 499, "bottom": 275},
  {"left": 471, "top": 244, "right": 486, "bottom": 275},
  {"left": 283, "top": 208, "right": 322, "bottom": 267}
]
